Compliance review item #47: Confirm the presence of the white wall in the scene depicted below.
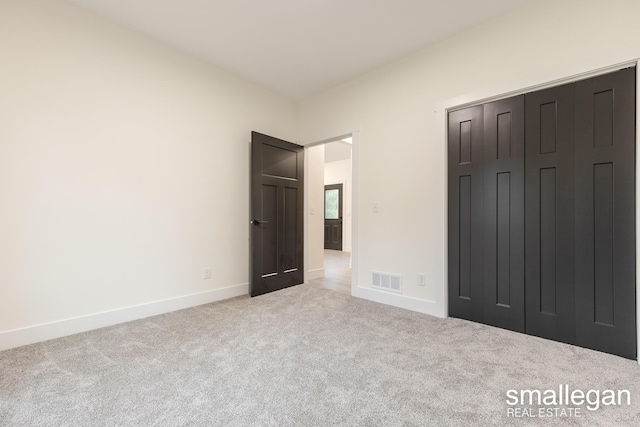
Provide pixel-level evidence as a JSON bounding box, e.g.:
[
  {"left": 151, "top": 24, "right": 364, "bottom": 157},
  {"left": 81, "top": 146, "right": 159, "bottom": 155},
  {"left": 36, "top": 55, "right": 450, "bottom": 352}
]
[
  {"left": 298, "top": 0, "right": 640, "bottom": 317},
  {"left": 306, "top": 145, "right": 325, "bottom": 279},
  {"left": 324, "top": 141, "right": 351, "bottom": 163},
  {"left": 324, "top": 159, "right": 352, "bottom": 252},
  {"left": 0, "top": 0, "right": 297, "bottom": 349}
]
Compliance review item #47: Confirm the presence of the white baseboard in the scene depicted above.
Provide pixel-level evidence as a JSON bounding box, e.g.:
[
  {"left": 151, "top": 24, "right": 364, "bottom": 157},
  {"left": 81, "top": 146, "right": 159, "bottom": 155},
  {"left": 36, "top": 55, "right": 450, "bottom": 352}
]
[
  {"left": 352, "top": 286, "right": 445, "bottom": 318},
  {"left": 0, "top": 283, "right": 248, "bottom": 352},
  {"left": 307, "top": 268, "right": 325, "bottom": 280}
]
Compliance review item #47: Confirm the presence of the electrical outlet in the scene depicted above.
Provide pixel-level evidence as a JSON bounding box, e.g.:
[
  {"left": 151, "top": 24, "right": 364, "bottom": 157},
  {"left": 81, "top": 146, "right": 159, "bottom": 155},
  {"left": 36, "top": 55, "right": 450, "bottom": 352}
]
[
  {"left": 311, "top": 206, "right": 315, "bottom": 215},
  {"left": 203, "top": 267, "right": 211, "bottom": 279},
  {"left": 417, "top": 273, "right": 426, "bottom": 286}
]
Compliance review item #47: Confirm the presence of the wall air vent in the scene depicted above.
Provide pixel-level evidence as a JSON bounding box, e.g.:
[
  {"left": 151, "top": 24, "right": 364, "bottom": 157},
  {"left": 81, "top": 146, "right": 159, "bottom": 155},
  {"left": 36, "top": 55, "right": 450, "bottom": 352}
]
[{"left": 371, "top": 271, "right": 402, "bottom": 294}]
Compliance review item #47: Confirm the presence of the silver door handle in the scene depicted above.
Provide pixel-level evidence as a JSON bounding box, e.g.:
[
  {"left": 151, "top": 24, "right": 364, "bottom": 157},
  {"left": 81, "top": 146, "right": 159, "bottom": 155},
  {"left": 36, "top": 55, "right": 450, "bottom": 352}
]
[{"left": 251, "top": 219, "right": 268, "bottom": 225}]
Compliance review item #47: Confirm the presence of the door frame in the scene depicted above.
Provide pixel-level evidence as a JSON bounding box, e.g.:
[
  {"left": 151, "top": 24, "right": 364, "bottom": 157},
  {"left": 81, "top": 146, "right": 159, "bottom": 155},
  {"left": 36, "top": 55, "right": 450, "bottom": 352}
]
[
  {"left": 303, "top": 130, "right": 359, "bottom": 296},
  {"left": 437, "top": 51, "right": 640, "bottom": 363}
]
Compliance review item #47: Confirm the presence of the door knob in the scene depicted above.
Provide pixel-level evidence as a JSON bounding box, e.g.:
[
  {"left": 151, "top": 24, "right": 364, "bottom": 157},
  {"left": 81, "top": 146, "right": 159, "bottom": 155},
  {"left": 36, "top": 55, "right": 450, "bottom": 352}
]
[{"left": 251, "top": 219, "right": 268, "bottom": 225}]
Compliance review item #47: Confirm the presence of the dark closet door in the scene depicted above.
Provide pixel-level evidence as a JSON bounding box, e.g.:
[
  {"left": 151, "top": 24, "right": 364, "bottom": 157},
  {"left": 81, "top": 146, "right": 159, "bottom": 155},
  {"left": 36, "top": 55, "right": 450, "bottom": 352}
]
[
  {"left": 574, "top": 68, "right": 636, "bottom": 359},
  {"left": 525, "top": 83, "right": 576, "bottom": 344},
  {"left": 447, "top": 68, "right": 636, "bottom": 359},
  {"left": 448, "top": 105, "right": 484, "bottom": 323},
  {"left": 483, "top": 96, "right": 525, "bottom": 332}
]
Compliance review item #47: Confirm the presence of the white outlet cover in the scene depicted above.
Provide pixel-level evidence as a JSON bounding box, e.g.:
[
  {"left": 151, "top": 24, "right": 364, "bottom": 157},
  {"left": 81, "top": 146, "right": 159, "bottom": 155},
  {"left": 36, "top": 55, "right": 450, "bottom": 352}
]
[{"left": 204, "top": 267, "right": 211, "bottom": 279}]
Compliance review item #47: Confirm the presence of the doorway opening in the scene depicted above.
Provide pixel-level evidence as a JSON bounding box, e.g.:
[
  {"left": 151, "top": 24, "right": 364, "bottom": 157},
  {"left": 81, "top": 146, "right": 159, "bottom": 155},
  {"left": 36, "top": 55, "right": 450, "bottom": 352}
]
[{"left": 305, "top": 136, "right": 354, "bottom": 294}]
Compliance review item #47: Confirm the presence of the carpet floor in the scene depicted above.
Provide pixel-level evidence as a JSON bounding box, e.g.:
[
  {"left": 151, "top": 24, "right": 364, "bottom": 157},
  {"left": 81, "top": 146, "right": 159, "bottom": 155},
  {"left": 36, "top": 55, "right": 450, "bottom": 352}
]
[{"left": 1, "top": 283, "right": 639, "bottom": 426}]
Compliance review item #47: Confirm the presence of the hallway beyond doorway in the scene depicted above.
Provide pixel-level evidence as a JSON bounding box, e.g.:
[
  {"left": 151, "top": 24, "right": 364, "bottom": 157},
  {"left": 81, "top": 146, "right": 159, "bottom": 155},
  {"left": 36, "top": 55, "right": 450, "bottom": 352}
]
[{"left": 309, "top": 250, "right": 351, "bottom": 294}]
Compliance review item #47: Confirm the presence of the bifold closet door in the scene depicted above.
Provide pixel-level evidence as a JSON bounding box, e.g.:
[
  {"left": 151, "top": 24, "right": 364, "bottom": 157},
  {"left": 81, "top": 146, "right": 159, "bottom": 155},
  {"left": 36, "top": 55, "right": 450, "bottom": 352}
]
[
  {"left": 448, "top": 68, "right": 636, "bottom": 359},
  {"left": 525, "top": 83, "right": 575, "bottom": 344},
  {"left": 483, "top": 96, "right": 525, "bottom": 333},
  {"left": 448, "top": 97, "right": 525, "bottom": 331},
  {"left": 448, "top": 106, "right": 484, "bottom": 323},
  {"left": 574, "top": 68, "right": 636, "bottom": 359}
]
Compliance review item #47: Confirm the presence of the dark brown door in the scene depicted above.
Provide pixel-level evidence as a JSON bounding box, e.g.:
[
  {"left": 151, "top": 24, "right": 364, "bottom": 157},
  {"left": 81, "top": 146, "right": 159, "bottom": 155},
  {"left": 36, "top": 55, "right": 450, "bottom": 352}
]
[
  {"left": 448, "top": 105, "right": 484, "bottom": 324},
  {"left": 324, "top": 184, "right": 343, "bottom": 250},
  {"left": 525, "top": 82, "right": 576, "bottom": 345},
  {"left": 483, "top": 95, "right": 525, "bottom": 333},
  {"left": 574, "top": 68, "right": 636, "bottom": 359},
  {"left": 250, "top": 131, "right": 304, "bottom": 297}
]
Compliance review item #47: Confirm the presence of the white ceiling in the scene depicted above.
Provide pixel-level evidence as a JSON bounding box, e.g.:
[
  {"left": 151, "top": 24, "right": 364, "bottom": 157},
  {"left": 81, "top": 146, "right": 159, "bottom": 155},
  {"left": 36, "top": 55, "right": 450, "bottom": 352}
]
[{"left": 67, "top": 0, "right": 532, "bottom": 100}]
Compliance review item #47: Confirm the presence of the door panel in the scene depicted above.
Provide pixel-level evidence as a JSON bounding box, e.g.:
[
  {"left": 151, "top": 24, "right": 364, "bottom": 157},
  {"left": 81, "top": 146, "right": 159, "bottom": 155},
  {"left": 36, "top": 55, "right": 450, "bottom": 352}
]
[
  {"left": 260, "top": 184, "right": 278, "bottom": 276},
  {"left": 251, "top": 132, "right": 304, "bottom": 297},
  {"left": 324, "top": 184, "right": 343, "bottom": 250},
  {"left": 448, "top": 105, "right": 484, "bottom": 323},
  {"left": 525, "top": 83, "right": 575, "bottom": 344},
  {"left": 458, "top": 175, "right": 472, "bottom": 299},
  {"left": 483, "top": 96, "right": 525, "bottom": 332},
  {"left": 574, "top": 68, "right": 636, "bottom": 359},
  {"left": 284, "top": 186, "right": 299, "bottom": 271}
]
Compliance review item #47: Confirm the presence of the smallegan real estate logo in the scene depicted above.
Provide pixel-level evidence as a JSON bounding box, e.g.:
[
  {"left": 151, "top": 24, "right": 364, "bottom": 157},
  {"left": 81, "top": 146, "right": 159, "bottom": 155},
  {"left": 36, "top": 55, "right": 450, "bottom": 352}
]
[{"left": 506, "top": 384, "right": 631, "bottom": 418}]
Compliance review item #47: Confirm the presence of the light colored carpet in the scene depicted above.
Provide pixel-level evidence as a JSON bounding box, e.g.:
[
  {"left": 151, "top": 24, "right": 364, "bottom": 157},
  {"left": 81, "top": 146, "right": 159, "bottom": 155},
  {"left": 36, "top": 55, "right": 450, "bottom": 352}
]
[{"left": 1, "top": 283, "right": 639, "bottom": 426}]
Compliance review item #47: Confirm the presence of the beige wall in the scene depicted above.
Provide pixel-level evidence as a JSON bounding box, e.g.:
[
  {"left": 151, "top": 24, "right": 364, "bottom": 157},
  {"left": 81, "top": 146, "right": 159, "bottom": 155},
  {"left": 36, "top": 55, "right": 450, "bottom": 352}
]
[
  {"left": 298, "top": 0, "right": 640, "bottom": 314},
  {"left": 0, "top": 0, "right": 296, "bottom": 342},
  {"left": 306, "top": 145, "right": 325, "bottom": 279}
]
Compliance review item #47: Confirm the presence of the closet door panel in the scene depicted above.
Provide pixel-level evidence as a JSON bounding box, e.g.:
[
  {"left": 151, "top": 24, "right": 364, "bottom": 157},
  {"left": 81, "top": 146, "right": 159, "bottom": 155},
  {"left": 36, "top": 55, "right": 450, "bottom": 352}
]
[
  {"left": 483, "top": 96, "right": 525, "bottom": 332},
  {"left": 448, "top": 106, "right": 484, "bottom": 323},
  {"left": 525, "top": 83, "right": 575, "bottom": 344},
  {"left": 575, "top": 68, "right": 636, "bottom": 359}
]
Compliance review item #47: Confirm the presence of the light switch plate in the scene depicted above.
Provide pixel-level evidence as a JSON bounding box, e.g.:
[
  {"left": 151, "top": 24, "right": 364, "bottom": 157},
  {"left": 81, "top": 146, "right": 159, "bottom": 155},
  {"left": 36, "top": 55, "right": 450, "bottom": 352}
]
[{"left": 417, "top": 274, "right": 426, "bottom": 286}]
